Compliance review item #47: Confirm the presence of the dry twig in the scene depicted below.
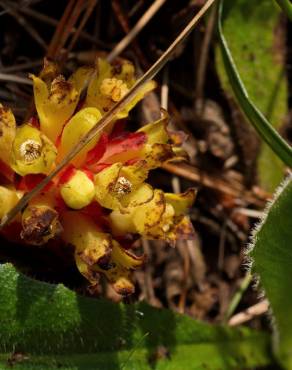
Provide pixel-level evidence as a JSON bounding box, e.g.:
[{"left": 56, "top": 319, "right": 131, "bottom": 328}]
[{"left": 228, "top": 299, "right": 269, "bottom": 326}]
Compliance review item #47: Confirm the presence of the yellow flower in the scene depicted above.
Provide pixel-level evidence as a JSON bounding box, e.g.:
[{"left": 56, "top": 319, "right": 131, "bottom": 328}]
[
  {"left": 0, "top": 58, "right": 196, "bottom": 295},
  {"left": 110, "top": 188, "right": 196, "bottom": 242},
  {"left": 85, "top": 58, "right": 156, "bottom": 119},
  {"left": 94, "top": 161, "right": 148, "bottom": 210},
  {"left": 61, "top": 211, "right": 144, "bottom": 295},
  {"left": 10, "top": 124, "right": 57, "bottom": 176},
  {"left": 31, "top": 60, "right": 93, "bottom": 143}
]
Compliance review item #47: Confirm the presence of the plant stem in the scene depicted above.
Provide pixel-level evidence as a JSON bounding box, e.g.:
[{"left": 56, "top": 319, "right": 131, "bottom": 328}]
[
  {"left": 224, "top": 272, "right": 253, "bottom": 323},
  {"left": 275, "top": 0, "right": 292, "bottom": 21}
]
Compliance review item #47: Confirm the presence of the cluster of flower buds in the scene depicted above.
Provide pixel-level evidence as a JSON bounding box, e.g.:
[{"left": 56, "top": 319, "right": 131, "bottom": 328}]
[{"left": 0, "top": 58, "right": 196, "bottom": 295}]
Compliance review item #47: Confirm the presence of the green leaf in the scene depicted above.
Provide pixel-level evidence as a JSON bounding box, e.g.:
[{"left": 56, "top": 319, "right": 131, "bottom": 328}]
[
  {"left": 275, "top": 0, "right": 292, "bottom": 21},
  {"left": 0, "top": 263, "right": 273, "bottom": 369},
  {"left": 216, "top": 0, "right": 292, "bottom": 190},
  {"left": 248, "top": 175, "right": 292, "bottom": 369}
]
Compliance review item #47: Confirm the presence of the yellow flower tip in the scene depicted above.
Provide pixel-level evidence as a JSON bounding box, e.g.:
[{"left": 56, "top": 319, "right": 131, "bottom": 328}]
[
  {"left": 10, "top": 124, "right": 57, "bottom": 176},
  {"left": 138, "top": 108, "right": 169, "bottom": 143},
  {"left": 0, "top": 103, "right": 16, "bottom": 166},
  {"left": 112, "top": 275, "right": 135, "bottom": 296},
  {"left": 98, "top": 240, "right": 145, "bottom": 295},
  {"left": 21, "top": 205, "right": 62, "bottom": 246},
  {"left": 144, "top": 143, "right": 174, "bottom": 169},
  {"left": 168, "top": 216, "right": 195, "bottom": 242},
  {"left": 165, "top": 188, "right": 197, "bottom": 216},
  {"left": 111, "top": 58, "right": 135, "bottom": 84},
  {"left": 39, "top": 58, "right": 59, "bottom": 83},
  {"left": 50, "top": 76, "right": 78, "bottom": 104},
  {"left": 60, "top": 170, "right": 95, "bottom": 209}
]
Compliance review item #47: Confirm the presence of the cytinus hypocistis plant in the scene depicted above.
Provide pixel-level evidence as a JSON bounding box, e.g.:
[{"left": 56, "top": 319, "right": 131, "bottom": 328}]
[{"left": 0, "top": 58, "right": 196, "bottom": 295}]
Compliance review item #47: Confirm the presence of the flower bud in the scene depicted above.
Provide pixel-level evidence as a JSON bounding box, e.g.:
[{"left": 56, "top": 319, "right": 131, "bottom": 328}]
[{"left": 60, "top": 169, "right": 95, "bottom": 209}]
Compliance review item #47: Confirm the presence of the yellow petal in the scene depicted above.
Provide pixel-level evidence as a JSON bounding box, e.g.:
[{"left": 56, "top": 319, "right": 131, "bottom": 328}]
[
  {"left": 111, "top": 273, "right": 135, "bottom": 296},
  {"left": 144, "top": 203, "right": 175, "bottom": 239},
  {"left": 38, "top": 59, "right": 59, "bottom": 82},
  {"left": 0, "top": 104, "right": 16, "bottom": 166},
  {"left": 143, "top": 143, "right": 174, "bottom": 170},
  {"left": 85, "top": 58, "right": 156, "bottom": 119},
  {"left": 120, "top": 161, "right": 149, "bottom": 187},
  {"left": 95, "top": 240, "right": 144, "bottom": 295},
  {"left": 110, "top": 209, "right": 136, "bottom": 235},
  {"left": 58, "top": 107, "right": 102, "bottom": 167},
  {"left": 94, "top": 163, "right": 123, "bottom": 210},
  {"left": 164, "top": 188, "right": 196, "bottom": 216},
  {"left": 10, "top": 124, "right": 57, "bottom": 176},
  {"left": 69, "top": 66, "right": 94, "bottom": 92},
  {"left": 166, "top": 216, "right": 195, "bottom": 241},
  {"left": 137, "top": 109, "right": 169, "bottom": 144},
  {"left": 31, "top": 75, "right": 79, "bottom": 143},
  {"left": 85, "top": 58, "right": 113, "bottom": 111},
  {"left": 120, "top": 183, "right": 154, "bottom": 208},
  {"left": 133, "top": 189, "right": 165, "bottom": 233},
  {"left": 110, "top": 187, "right": 165, "bottom": 236},
  {"left": 113, "top": 59, "right": 135, "bottom": 86},
  {"left": 0, "top": 186, "right": 20, "bottom": 219},
  {"left": 62, "top": 211, "right": 142, "bottom": 295},
  {"left": 116, "top": 81, "right": 157, "bottom": 119},
  {"left": 111, "top": 240, "right": 144, "bottom": 269},
  {"left": 62, "top": 211, "right": 112, "bottom": 281}
]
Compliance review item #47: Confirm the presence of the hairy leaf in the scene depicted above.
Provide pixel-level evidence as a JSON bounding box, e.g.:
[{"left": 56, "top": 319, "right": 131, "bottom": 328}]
[
  {"left": 216, "top": 0, "right": 291, "bottom": 190},
  {"left": 0, "top": 263, "right": 273, "bottom": 369},
  {"left": 249, "top": 175, "right": 292, "bottom": 369}
]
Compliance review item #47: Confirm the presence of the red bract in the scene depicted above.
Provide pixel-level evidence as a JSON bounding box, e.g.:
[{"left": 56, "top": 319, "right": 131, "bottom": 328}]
[
  {"left": 98, "top": 131, "right": 147, "bottom": 164},
  {"left": 108, "top": 119, "right": 126, "bottom": 139},
  {"left": 28, "top": 116, "right": 40, "bottom": 129},
  {"left": 85, "top": 133, "right": 108, "bottom": 165},
  {"left": 58, "top": 165, "right": 77, "bottom": 185},
  {"left": 17, "top": 174, "right": 53, "bottom": 192},
  {"left": 0, "top": 159, "right": 14, "bottom": 182}
]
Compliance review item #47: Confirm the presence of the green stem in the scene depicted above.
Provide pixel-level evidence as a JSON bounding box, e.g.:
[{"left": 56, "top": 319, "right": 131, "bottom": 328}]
[
  {"left": 275, "top": 0, "right": 292, "bottom": 21},
  {"left": 217, "top": 0, "right": 292, "bottom": 168},
  {"left": 223, "top": 272, "right": 252, "bottom": 323}
]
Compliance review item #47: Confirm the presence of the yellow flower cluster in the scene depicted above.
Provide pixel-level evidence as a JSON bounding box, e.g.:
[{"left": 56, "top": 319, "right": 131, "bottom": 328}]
[{"left": 0, "top": 58, "right": 195, "bottom": 295}]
